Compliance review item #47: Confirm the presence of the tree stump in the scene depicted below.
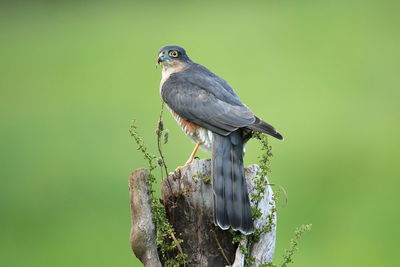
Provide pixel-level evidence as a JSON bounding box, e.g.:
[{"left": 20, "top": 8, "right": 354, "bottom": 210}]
[{"left": 129, "top": 159, "right": 276, "bottom": 267}]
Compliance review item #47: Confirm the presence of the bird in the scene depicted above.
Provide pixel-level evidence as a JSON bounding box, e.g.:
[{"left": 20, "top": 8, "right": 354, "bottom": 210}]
[{"left": 157, "top": 45, "right": 283, "bottom": 235}]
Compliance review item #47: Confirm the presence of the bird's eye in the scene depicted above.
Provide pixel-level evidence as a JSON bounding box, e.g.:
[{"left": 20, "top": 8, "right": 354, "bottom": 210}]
[{"left": 169, "top": 51, "right": 179, "bottom": 57}]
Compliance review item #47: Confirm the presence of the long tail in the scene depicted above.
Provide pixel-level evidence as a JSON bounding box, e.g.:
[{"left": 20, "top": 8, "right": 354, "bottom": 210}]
[
  {"left": 247, "top": 116, "right": 284, "bottom": 140},
  {"left": 212, "top": 130, "right": 254, "bottom": 235}
]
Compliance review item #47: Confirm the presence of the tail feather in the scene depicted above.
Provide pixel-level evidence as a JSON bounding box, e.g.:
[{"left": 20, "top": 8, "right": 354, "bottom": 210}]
[
  {"left": 212, "top": 131, "right": 254, "bottom": 235},
  {"left": 213, "top": 145, "right": 229, "bottom": 229},
  {"left": 248, "top": 116, "right": 284, "bottom": 140}
]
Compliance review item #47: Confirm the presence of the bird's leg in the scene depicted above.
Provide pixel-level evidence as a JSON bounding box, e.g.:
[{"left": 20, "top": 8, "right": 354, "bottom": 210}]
[
  {"left": 185, "top": 142, "right": 201, "bottom": 165},
  {"left": 175, "top": 143, "right": 201, "bottom": 171}
]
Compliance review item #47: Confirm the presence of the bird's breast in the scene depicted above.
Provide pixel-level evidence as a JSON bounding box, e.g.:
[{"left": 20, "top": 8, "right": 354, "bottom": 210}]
[
  {"left": 170, "top": 109, "right": 213, "bottom": 152},
  {"left": 159, "top": 62, "right": 188, "bottom": 92},
  {"left": 172, "top": 111, "right": 199, "bottom": 136}
]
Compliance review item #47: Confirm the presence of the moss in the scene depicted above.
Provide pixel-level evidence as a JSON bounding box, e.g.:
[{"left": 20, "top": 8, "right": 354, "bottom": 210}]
[{"left": 193, "top": 173, "right": 212, "bottom": 184}]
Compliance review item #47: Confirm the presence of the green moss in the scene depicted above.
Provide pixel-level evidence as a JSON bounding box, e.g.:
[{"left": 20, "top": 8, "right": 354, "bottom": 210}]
[{"left": 193, "top": 173, "right": 212, "bottom": 184}]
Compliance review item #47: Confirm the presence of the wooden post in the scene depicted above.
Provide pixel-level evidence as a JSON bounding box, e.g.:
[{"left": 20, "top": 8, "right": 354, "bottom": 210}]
[
  {"left": 129, "top": 159, "right": 276, "bottom": 267},
  {"left": 129, "top": 168, "right": 162, "bottom": 267}
]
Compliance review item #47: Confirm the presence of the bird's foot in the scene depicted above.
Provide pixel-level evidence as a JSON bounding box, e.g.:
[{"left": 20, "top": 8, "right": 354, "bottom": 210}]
[
  {"left": 173, "top": 157, "right": 200, "bottom": 172},
  {"left": 173, "top": 165, "right": 185, "bottom": 172},
  {"left": 172, "top": 143, "right": 201, "bottom": 173}
]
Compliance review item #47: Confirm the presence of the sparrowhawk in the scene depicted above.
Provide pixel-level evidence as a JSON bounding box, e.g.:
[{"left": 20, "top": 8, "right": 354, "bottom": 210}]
[{"left": 157, "top": 45, "right": 283, "bottom": 235}]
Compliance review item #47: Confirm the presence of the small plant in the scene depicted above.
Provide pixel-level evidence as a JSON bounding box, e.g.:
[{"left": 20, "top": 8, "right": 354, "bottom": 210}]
[
  {"left": 280, "top": 224, "right": 312, "bottom": 267},
  {"left": 129, "top": 103, "right": 187, "bottom": 266},
  {"left": 231, "top": 132, "right": 277, "bottom": 265},
  {"left": 232, "top": 132, "right": 311, "bottom": 266},
  {"left": 259, "top": 224, "right": 312, "bottom": 267},
  {"left": 130, "top": 105, "right": 311, "bottom": 266}
]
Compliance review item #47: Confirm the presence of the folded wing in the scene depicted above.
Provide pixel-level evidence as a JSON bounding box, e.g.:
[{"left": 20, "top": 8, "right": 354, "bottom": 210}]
[{"left": 161, "top": 71, "right": 255, "bottom": 136}]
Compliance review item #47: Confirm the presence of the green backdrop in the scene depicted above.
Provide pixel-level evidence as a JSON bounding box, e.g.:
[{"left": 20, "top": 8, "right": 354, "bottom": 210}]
[{"left": 1, "top": 0, "right": 399, "bottom": 266}]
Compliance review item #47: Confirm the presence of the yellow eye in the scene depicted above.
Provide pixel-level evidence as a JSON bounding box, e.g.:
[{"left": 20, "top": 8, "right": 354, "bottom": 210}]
[{"left": 169, "top": 50, "right": 179, "bottom": 57}]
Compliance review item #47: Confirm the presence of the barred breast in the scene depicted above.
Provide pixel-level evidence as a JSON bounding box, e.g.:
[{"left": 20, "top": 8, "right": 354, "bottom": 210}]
[
  {"left": 160, "top": 62, "right": 213, "bottom": 151},
  {"left": 170, "top": 109, "right": 213, "bottom": 152}
]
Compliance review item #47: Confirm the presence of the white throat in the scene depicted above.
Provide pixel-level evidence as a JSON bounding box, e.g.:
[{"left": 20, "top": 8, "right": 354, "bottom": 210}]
[{"left": 159, "top": 62, "right": 188, "bottom": 91}]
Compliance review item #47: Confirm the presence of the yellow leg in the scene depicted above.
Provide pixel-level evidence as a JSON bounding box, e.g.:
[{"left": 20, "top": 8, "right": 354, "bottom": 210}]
[
  {"left": 185, "top": 143, "right": 201, "bottom": 165},
  {"left": 175, "top": 143, "right": 201, "bottom": 171}
]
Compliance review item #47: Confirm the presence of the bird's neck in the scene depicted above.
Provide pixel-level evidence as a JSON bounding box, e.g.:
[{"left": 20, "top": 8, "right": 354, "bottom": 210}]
[{"left": 160, "top": 61, "right": 189, "bottom": 87}]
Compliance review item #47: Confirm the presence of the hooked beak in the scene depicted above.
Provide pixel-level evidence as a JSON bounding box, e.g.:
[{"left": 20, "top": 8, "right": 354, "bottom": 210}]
[{"left": 157, "top": 52, "right": 165, "bottom": 64}]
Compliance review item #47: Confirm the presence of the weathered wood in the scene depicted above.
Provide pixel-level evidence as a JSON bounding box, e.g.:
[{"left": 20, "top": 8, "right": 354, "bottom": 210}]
[
  {"left": 129, "top": 159, "right": 276, "bottom": 267},
  {"left": 129, "top": 168, "right": 162, "bottom": 267},
  {"left": 161, "top": 159, "right": 237, "bottom": 266},
  {"left": 245, "top": 165, "right": 277, "bottom": 266}
]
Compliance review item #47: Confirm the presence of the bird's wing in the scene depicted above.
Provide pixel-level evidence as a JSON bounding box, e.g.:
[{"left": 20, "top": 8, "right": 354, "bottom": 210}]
[
  {"left": 161, "top": 70, "right": 255, "bottom": 136},
  {"left": 186, "top": 64, "right": 243, "bottom": 106}
]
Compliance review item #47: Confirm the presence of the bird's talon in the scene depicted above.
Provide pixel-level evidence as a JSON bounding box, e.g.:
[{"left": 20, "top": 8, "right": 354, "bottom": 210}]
[
  {"left": 174, "top": 165, "right": 185, "bottom": 172},
  {"left": 174, "top": 159, "right": 196, "bottom": 172},
  {"left": 175, "top": 167, "right": 182, "bottom": 172}
]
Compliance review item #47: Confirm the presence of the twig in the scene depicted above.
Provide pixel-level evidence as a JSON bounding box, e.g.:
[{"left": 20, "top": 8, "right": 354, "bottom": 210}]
[
  {"left": 265, "top": 183, "right": 288, "bottom": 209},
  {"left": 212, "top": 230, "right": 231, "bottom": 266},
  {"left": 157, "top": 102, "right": 169, "bottom": 178},
  {"left": 156, "top": 102, "right": 174, "bottom": 196},
  {"left": 170, "top": 232, "right": 184, "bottom": 256},
  {"left": 170, "top": 232, "right": 187, "bottom": 266}
]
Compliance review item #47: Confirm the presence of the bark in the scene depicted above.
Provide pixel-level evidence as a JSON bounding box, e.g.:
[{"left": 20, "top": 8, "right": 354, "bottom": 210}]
[
  {"left": 129, "top": 159, "right": 276, "bottom": 267},
  {"left": 129, "top": 168, "right": 161, "bottom": 267}
]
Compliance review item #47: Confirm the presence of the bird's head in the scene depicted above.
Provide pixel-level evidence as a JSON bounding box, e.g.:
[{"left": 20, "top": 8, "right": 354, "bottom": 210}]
[{"left": 157, "top": 46, "right": 191, "bottom": 68}]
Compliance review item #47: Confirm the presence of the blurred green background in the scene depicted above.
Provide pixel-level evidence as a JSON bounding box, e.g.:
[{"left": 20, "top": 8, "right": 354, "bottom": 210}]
[{"left": 0, "top": 0, "right": 399, "bottom": 266}]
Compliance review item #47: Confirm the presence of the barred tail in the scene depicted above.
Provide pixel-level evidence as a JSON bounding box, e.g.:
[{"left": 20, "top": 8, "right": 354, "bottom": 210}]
[{"left": 212, "top": 131, "right": 254, "bottom": 235}]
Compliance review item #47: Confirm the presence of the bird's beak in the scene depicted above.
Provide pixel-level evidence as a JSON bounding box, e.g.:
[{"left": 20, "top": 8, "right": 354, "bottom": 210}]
[{"left": 157, "top": 52, "right": 165, "bottom": 64}]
